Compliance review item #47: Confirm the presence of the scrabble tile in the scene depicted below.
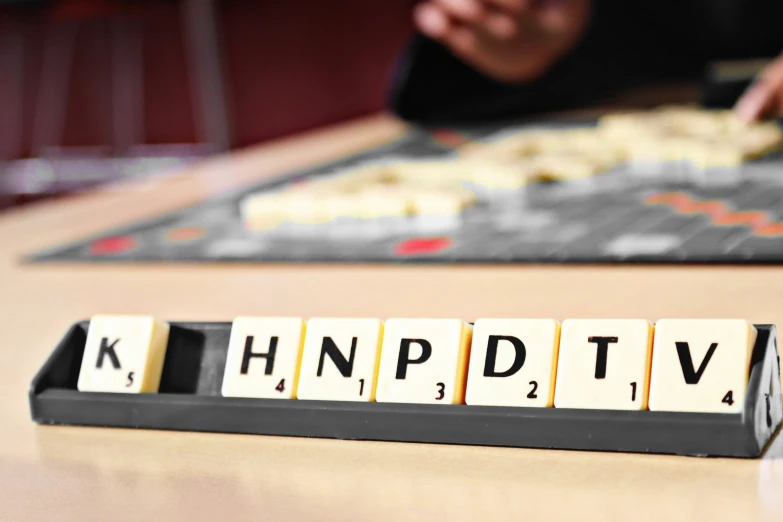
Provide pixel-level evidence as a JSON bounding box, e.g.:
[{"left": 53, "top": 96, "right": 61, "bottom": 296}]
[
  {"left": 329, "top": 165, "right": 394, "bottom": 189},
  {"left": 742, "top": 123, "right": 783, "bottom": 156},
  {"left": 284, "top": 192, "right": 331, "bottom": 224},
  {"left": 554, "top": 319, "right": 653, "bottom": 410},
  {"left": 297, "top": 318, "right": 383, "bottom": 402},
  {"left": 221, "top": 317, "right": 305, "bottom": 399},
  {"left": 648, "top": 319, "right": 757, "bottom": 413},
  {"left": 241, "top": 192, "right": 287, "bottom": 231},
  {"left": 466, "top": 319, "right": 560, "bottom": 407},
  {"left": 244, "top": 191, "right": 284, "bottom": 219},
  {"left": 375, "top": 318, "right": 472, "bottom": 404},
  {"left": 470, "top": 162, "right": 532, "bottom": 189},
  {"left": 687, "top": 144, "right": 746, "bottom": 169},
  {"left": 77, "top": 315, "right": 170, "bottom": 393},
  {"left": 322, "top": 193, "right": 365, "bottom": 220},
  {"left": 392, "top": 161, "right": 473, "bottom": 189},
  {"left": 359, "top": 189, "right": 411, "bottom": 219},
  {"left": 531, "top": 155, "right": 600, "bottom": 181},
  {"left": 410, "top": 189, "right": 475, "bottom": 216}
]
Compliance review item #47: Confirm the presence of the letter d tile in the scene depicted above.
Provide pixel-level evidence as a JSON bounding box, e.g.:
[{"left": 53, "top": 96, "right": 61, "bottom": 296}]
[{"left": 466, "top": 319, "right": 560, "bottom": 407}]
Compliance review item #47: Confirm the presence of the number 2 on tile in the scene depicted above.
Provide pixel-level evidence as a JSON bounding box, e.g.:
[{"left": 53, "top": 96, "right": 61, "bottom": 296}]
[
  {"left": 527, "top": 381, "right": 538, "bottom": 399},
  {"left": 436, "top": 382, "right": 445, "bottom": 400},
  {"left": 630, "top": 382, "right": 637, "bottom": 402}
]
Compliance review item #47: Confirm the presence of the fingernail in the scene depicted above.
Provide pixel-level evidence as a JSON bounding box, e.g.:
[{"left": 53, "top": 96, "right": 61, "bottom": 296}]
[{"left": 736, "top": 91, "right": 763, "bottom": 122}]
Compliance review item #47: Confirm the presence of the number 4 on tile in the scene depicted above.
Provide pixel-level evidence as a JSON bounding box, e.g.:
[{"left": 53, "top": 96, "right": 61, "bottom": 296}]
[
  {"left": 221, "top": 317, "right": 305, "bottom": 399},
  {"left": 649, "top": 319, "right": 756, "bottom": 413}
]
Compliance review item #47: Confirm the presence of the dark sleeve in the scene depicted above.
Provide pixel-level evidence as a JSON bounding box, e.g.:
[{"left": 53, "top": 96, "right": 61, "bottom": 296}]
[
  {"left": 387, "top": 37, "right": 625, "bottom": 125},
  {"left": 386, "top": 1, "right": 706, "bottom": 126}
]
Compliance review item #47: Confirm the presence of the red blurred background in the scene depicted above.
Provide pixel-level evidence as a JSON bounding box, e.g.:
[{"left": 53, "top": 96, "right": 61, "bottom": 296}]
[{"left": 0, "top": 0, "right": 415, "bottom": 207}]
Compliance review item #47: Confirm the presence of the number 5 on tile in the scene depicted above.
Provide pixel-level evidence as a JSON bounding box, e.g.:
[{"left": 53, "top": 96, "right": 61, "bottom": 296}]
[{"left": 77, "top": 315, "right": 170, "bottom": 394}]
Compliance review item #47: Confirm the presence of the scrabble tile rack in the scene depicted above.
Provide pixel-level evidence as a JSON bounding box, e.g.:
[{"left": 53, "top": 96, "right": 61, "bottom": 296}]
[{"left": 30, "top": 321, "right": 783, "bottom": 458}]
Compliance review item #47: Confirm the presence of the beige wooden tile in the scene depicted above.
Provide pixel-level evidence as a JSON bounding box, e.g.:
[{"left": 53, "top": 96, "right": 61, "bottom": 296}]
[
  {"left": 648, "top": 319, "right": 757, "bottom": 413},
  {"left": 221, "top": 317, "right": 305, "bottom": 399},
  {"left": 77, "top": 315, "right": 170, "bottom": 393},
  {"left": 376, "top": 318, "right": 472, "bottom": 404},
  {"left": 297, "top": 318, "right": 383, "bottom": 401},
  {"left": 466, "top": 318, "right": 560, "bottom": 407},
  {"left": 554, "top": 319, "right": 653, "bottom": 410}
]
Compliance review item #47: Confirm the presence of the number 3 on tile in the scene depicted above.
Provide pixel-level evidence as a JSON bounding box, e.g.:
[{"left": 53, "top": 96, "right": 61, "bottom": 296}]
[
  {"left": 722, "top": 390, "right": 734, "bottom": 406},
  {"left": 436, "top": 382, "right": 445, "bottom": 400}
]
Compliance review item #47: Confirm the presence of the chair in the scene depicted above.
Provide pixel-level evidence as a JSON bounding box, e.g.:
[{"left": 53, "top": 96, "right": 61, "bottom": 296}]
[
  {"left": 0, "top": 0, "right": 233, "bottom": 207},
  {"left": 31, "top": 0, "right": 232, "bottom": 156}
]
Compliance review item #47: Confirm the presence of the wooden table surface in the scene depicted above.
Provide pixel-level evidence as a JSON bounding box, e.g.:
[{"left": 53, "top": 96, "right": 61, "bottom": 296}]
[{"left": 1, "top": 111, "right": 782, "bottom": 522}]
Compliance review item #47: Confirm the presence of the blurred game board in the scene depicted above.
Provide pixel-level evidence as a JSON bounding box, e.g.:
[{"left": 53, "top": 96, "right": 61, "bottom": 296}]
[{"left": 27, "top": 111, "right": 783, "bottom": 264}]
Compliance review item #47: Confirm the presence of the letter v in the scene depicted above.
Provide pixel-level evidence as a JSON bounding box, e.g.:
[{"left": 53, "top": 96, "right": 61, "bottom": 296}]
[{"left": 675, "top": 342, "right": 718, "bottom": 384}]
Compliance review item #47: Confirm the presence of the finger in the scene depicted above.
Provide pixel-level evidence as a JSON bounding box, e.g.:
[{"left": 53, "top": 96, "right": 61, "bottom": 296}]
[
  {"left": 536, "top": 0, "right": 589, "bottom": 34},
  {"left": 735, "top": 81, "right": 776, "bottom": 122},
  {"left": 736, "top": 57, "right": 783, "bottom": 121},
  {"left": 414, "top": 3, "right": 482, "bottom": 60},
  {"left": 447, "top": 25, "right": 479, "bottom": 54},
  {"left": 773, "top": 90, "right": 783, "bottom": 118},
  {"left": 414, "top": 2, "right": 453, "bottom": 39},
  {"left": 440, "top": 26, "right": 540, "bottom": 82},
  {"left": 768, "top": 58, "right": 783, "bottom": 117},
  {"left": 432, "top": 0, "right": 486, "bottom": 23},
  {"left": 766, "top": 71, "right": 783, "bottom": 118},
  {"left": 759, "top": 53, "right": 783, "bottom": 82},
  {"left": 483, "top": 10, "right": 518, "bottom": 38},
  {"left": 433, "top": 0, "right": 518, "bottom": 39},
  {"left": 482, "top": 0, "right": 530, "bottom": 14}
]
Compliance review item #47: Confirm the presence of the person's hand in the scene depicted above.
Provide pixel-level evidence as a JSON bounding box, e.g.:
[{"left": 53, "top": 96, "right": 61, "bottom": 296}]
[
  {"left": 735, "top": 53, "right": 783, "bottom": 122},
  {"left": 413, "top": 0, "right": 592, "bottom": 83}
]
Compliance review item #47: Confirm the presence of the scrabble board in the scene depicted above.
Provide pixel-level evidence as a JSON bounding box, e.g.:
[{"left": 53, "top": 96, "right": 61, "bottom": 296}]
[
  {"left": 30, "top": 315, "right": 783, "bottom": 458},
  {"left": 27, "top": 107, "right": 783, "bottom": 264}
]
